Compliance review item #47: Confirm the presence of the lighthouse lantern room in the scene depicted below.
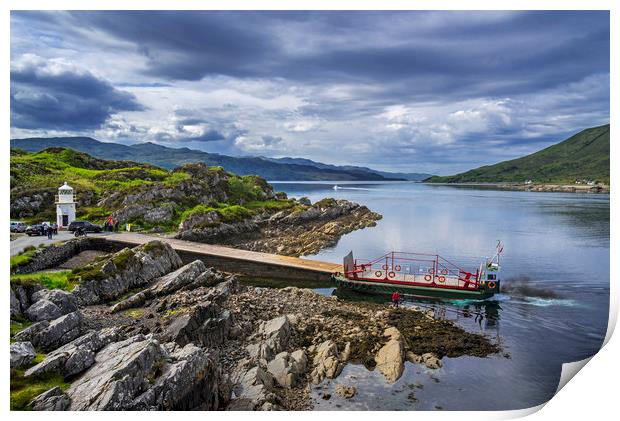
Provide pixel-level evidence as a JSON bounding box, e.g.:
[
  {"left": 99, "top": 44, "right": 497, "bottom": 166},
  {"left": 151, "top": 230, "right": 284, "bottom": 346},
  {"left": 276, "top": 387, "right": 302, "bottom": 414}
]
[{"left": 56, "top": 182, "right": 77, "bottom": 228}]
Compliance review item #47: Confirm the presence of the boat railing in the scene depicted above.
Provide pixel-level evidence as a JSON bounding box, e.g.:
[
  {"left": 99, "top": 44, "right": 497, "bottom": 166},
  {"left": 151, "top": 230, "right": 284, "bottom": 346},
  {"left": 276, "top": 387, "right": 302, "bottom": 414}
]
[{"left": 351, "top": 251, "right": 481, "bottom": 288}]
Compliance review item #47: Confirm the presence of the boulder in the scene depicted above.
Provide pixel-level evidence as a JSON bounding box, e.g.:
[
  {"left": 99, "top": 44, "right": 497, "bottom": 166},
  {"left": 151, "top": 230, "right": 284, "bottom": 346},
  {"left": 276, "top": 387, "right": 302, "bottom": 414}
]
[
  {"left": 335, "top": 384, "right": 357, "bottom": 399},
  {"left": 30, "top": 386, "right": 70, "bottom": 411},
  {"left": 31, "top": 289, "right": 78, "bottom": 315},
  {"left": 246, "top": 315, "right": 291, "bottom": 361},
  {"left": 405, "top": 351, "right": 442, "bottom": 369},
  {"left": 165, "top": 303, "right": 232, "bottom": 348},
  {"left": 66, "top": 335, "right": 166, "bottom": 410},
  {"left": 10, "top": 288, "right": 21, "bottom": 318},
  {"left": 16, "top": 311, "right": 84, "bottom": 352},
  {"left": 25, "top": 299, "right": 62, "bottom": 322},
  {"left": 310, "top": 340, "right": 343, "bottom": 384},
  {"left": 421, "top": 352, "right": 443, "bottom": 369},
  {"left": 228, "top": 361, "right": 275, "bottom": 410},
  {"left": 132, "top": 343, "right": 221, "bottom": 410},
  {"left": 374, "top": 327, "right": 404, "bottom": 383},
  {"left": 10, "top": 341, "right": 36, "bottom": 368},
  {"left": 72, "top": 241, "right": 183, "bottom": 306},
  {"left": 266, "top": 350, "right": 307, "bottom": 389},
  {"left": 25, "top": 327, "right": 123, "bottom": 378}
]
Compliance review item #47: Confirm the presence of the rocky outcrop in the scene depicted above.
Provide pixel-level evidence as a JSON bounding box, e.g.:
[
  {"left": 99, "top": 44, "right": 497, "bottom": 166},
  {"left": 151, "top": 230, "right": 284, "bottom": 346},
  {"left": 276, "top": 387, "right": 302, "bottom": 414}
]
[
  {"left": 164, "top": 303, "right": 233, "bottom": 348},
  {"left": 228, "top": 361, "right": 276, "bottom": 410},
  {"left": 246, "top": 315, "right": 292, "bottom": 362},
  {"left": 29, "top": 387, "right": 70, "bottom": 411},
  {"left": 15, "top": 311, "right": 84, "bottom": 352},
  {"left": 25, "top": 327, "right": 123, "bottom": 378},
  {"left": 266, "top": 349, "right": 307, "bottom": 389},
  {"left": 67, "top": 335, "right": 166, "bottom": 410},
  {"left": 177, "top": 198, "right": 382, "bottom": 257},
  {"left": 374, "top": 327, "right": 404, "bottom": 383},
  {"left": 10, "top": 191, "right": 53, "bottom": 219},
  {"left": 72, "top": 241, "right": 183, "bottom": 306},
  {"left": 12, "top": 237, "right": 119, "bottom": 275},
  {"left": 133, "top": 343, "right": 221, "bottom": 410},
  {"left": 110, "top": 260, "right": 212, "bottom": 312},
  {"left": 309, "top": 340, "right": 344, "bottom": 384},
  {"left": 10, "top": 341, "right": 36, "bottom": 368}
]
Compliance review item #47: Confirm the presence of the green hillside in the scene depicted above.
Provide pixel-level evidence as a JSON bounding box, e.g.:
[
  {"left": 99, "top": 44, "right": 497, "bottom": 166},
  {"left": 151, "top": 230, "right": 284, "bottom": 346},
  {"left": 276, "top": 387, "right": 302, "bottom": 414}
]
[
  {"left": 426, "top": 124, "right": 610, "bottom": 184},
  {"left": 10, "top": 147, "right": 292, "bottom": 229}
]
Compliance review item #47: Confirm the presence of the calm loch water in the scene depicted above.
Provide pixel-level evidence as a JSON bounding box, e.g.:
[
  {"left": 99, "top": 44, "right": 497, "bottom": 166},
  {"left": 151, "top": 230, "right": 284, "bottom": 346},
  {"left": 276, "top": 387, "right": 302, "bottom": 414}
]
[{"left": 271, "top": 181, "right": 610, "bottom": 411}]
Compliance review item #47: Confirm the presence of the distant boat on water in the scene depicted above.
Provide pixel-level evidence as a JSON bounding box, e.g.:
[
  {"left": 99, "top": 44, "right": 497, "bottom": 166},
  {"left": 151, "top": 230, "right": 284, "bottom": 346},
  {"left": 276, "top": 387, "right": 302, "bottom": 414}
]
[{"left": 333, "top": 185, "right": 339, "bottom": 191}]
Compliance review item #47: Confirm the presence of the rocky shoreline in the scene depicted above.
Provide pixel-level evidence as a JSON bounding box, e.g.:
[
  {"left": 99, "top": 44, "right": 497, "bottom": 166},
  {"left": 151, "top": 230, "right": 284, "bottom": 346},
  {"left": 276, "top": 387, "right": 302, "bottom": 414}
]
[
  {"left": 177, "top": 197, "right": 382, "bottom": 257},
  {"left": 427, "top": 182, "right": 609, "bottom": 193},
  {"left": 10, "top": 241, "right": 499, "bottom": 411}
]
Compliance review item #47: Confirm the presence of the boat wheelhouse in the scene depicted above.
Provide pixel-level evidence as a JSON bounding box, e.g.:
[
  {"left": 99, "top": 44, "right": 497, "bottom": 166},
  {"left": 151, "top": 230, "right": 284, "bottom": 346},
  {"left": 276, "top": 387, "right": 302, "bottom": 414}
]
[{"left": 332, "top": 243, "right": 502, "bottom": 300}]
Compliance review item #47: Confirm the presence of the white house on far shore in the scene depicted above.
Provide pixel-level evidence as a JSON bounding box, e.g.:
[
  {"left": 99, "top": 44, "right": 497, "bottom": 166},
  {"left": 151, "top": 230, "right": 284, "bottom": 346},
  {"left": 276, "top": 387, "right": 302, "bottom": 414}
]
[{"left": 56, "top": 182, "right": 76, "bottom": 228}]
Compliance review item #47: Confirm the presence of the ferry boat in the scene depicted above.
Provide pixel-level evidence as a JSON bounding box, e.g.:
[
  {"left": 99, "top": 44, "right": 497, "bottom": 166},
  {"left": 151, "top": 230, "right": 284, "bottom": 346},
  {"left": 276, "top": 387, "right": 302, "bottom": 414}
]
[{"left": 331, "top": 242, "right": 503, "bottom": 300}]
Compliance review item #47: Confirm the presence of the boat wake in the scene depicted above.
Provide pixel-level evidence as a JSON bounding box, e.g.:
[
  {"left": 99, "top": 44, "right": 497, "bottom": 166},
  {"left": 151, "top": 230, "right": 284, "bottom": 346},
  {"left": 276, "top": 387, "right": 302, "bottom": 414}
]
[{"left": 502, "top": 276, "right": 561, "bottom": 299}]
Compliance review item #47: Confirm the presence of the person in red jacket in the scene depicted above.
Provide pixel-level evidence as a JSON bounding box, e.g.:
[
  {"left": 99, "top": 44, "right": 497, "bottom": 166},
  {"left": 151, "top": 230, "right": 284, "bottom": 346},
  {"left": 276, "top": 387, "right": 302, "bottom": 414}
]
[{"left": 391, "top": 291, "right": 401, "bottom": 308}]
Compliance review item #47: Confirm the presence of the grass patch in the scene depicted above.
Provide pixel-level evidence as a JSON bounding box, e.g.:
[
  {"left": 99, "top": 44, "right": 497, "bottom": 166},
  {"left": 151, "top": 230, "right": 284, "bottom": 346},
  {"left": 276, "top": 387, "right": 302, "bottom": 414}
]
[
  {"left": 10, "top": 318, "right": 33, "bottom": 338},
  {"left": 161, "top": 307, "right": 189, "bottom": 318},
  {"left": 10, "top": 246, "right": 39, "bottom": 271},
  {"left": 10, "top": 367, "right": 69, "bottom": 410},
  {"left": 68, "top": 261, "right": 106, "bottom": 284},
  {"left": 111, "top": 248, "right": 135, "bottom": 271},
  {"left": 11, "top": 271, "right": 75, "bottom": 291},
  {"left": 125, "top": 308, "right": 145, "bottom": 319}
]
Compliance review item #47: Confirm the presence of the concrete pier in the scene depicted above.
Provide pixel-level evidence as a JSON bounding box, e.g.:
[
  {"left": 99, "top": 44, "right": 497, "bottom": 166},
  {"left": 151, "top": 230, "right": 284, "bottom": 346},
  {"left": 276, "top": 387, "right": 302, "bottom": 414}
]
[{"left": 105, "top": 233, "right": 341, "bottom": 282}]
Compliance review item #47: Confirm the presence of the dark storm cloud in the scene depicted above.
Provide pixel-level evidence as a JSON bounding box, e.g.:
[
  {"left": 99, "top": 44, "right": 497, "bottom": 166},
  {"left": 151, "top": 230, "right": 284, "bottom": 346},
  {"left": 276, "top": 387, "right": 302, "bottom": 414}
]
[
  {"left": 15, "top": 10, "right": 608, "bottom": 99},
  {"left": 11, "top": 58, "right": 144, "bottom": 130}
]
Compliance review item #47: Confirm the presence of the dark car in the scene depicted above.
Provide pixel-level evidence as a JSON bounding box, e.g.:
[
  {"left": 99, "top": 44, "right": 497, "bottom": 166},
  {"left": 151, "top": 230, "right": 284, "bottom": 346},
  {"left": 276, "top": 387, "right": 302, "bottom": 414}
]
[
  {"left": 25, "top": 224, "right": 46, "bottom": 236},
  {"left": 68, "top": 220, "right": 102, "bottom": 233}
]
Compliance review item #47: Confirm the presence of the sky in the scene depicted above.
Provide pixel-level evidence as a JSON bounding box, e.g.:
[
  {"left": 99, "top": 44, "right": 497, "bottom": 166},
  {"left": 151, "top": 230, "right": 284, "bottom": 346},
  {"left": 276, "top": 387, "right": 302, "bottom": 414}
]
[{"left": 10, "top": 11, "right": 610, "bottom": 175}]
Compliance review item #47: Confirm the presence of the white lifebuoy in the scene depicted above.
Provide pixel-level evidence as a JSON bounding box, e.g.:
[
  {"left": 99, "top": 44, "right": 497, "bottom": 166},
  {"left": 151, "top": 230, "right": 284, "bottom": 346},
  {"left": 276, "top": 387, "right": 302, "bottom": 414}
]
[
  {"left": 375, "top": 271, "right": 383, "bottom": 278},
  {"left": 388, "top": 271, "right": 396, "bottom": 278},
  {"left": 394, "top": 265, "right": 401, "bottom": 271},
  {"left": 424, "top": 274, "right": 432, "bottom": 281},
  {"left": 438, "top": 276, "right": 446, "bottom": 283}
]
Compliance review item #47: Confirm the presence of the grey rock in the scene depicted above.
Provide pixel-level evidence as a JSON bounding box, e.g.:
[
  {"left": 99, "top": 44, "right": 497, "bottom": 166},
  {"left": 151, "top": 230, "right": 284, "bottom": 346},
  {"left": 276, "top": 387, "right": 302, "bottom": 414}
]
[
  {"left": 246, "top": 315, "right": 291, "bottom": 362},
  {"left": 266, "top": 350, "right": 307, "bottom": 389},
  {"left": 10, "top": 341, "right": 36, "bottom": 368},
  {"left": 31, "top": 289, "right": 78, "bottom": 315},
  {"left": 229, "top": 361, "right": 275, "bottom": 410},
  {"left": 20, "top": 311, "right": 84, "bottom": 352},
  {"left": 165, "top": 303, "right": 232, "bottom": 348},
  {"left": 10, "top": 288, "right": 22, "bottom": 317},
  {"left": 72, "top": 241, "right": 183, "bottom": 306},
  {"left": 25, "top": 299, "right": 62, "bottom": 322},
  {"left": 25, "top": 327, "right": 124, "bottom": 378},
  {"left": 67, "top": 335, "right": 166, "bottom": 410},
  {"left": 375, "top": 327, "right": 405, "bottom": 383},
  {"left": 30, "top": 386, "right": 70, "bottom": 411},
  {"left": 111, "top": 260, "right": 208, "bottom": 312},
  {"left": 132, "top": 343, "right": 220, "bottom": 410}
]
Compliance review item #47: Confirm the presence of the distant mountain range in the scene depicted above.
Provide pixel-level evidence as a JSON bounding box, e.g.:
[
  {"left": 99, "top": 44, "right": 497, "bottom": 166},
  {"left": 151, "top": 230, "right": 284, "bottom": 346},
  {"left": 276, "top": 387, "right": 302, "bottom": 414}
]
[
  {"left": 425, "top": 124, "right": 610, "bottom": 184},
  {"left": 10, "top": 137, "right": 432, "bottom": 182}
]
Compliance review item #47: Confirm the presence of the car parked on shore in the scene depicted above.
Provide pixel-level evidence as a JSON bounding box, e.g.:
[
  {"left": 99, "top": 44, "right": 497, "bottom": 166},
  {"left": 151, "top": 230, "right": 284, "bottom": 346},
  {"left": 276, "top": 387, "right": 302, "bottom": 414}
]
[
  {"left": 68, "top": 220, "right": 102, "bottom": 233},
  {"left": 10, "top": 221, "right": 27, "bottom": 233},
  {"left": 25, "top": 224, "right": 46, "bottom": 236}
]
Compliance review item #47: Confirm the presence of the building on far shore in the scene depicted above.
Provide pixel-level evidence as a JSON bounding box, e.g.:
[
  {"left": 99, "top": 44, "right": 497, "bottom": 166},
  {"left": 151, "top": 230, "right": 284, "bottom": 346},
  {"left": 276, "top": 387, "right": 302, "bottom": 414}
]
[{"left": 56, "top": 182, "right": 76, "bottom": 228}]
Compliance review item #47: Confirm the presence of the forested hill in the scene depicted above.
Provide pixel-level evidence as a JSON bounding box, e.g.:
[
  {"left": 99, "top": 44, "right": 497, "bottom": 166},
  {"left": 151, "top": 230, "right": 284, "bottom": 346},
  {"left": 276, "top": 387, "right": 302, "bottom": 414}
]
[{"left": 425, "top": 124, "right": 610, "bottom": 184}]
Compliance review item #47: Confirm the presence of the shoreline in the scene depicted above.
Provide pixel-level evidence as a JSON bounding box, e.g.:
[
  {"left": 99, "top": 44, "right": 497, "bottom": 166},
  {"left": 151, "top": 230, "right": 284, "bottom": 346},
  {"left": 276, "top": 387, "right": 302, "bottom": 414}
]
[
  {"left": 424, "top": 182, "right": 609, "bottom": 193},
  {"left": 10, "top": 240, "right": 500, "bottom": 411}
]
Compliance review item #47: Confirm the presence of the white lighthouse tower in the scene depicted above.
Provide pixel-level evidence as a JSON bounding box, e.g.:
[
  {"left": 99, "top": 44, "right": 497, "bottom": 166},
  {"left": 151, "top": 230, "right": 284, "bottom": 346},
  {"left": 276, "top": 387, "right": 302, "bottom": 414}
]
[{"left": 56, "top": 182, "right": 76, "bottom": 228}]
